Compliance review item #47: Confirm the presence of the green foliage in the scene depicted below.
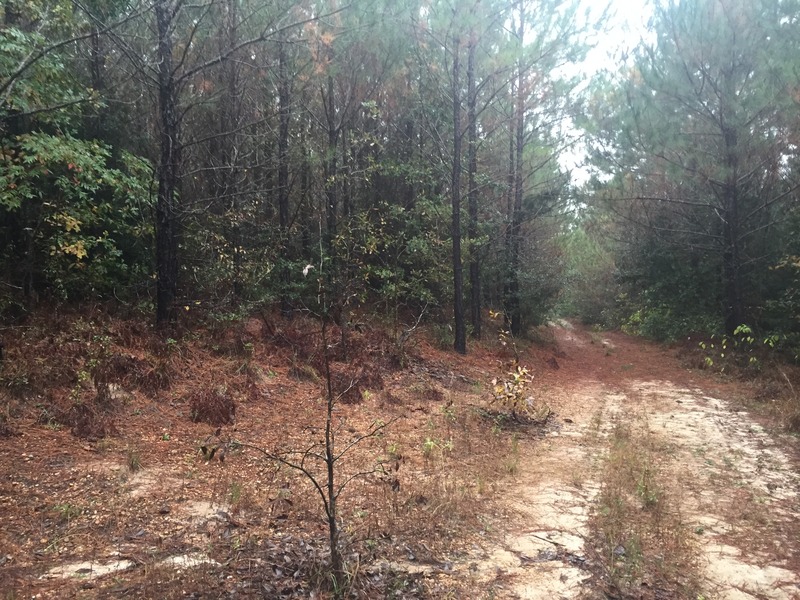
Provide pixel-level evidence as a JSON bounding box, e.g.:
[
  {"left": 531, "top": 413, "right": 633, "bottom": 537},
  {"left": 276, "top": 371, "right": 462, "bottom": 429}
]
[
  {"left": 582, "top": 0, "right": 800, "bottom": 342},
  {"left": 758, "top": 208, "right": 800, "bottom": 357},
  {"left": 0, "top": 133, "right": 153, "bottom": 301},
  {"left": 557, "top": 224, "right": 619, "bottom": 326},
  {"left": 490, "top": 365, "right": 533, "bottom": 418},
  {"left": 699, "top": 324, "right": 787, "bottom": 372},
  {"left": 334, "top": 196, "right": 449, "bottom": 312},
  {"left": 0, "top": 1, "right": 92, "bottom": 127},
  {"left": 516, "top": 254, "right": 564, "bottom": 328},
  {"left": 623, "top": 307, "right": 721, "bottom": 343},
  {"left": 612, "top": 228, "right": 724, "bottom": 341}
]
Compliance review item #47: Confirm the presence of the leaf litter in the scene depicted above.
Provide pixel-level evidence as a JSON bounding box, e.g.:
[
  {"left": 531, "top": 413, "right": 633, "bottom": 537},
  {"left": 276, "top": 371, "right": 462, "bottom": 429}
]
[{"left": 0, "top": 314, "right": 799, "bottom": 598}]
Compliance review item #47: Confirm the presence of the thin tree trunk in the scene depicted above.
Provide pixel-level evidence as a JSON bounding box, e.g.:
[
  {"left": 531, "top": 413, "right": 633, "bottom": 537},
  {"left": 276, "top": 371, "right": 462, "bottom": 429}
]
[
  {"left": 300, "top": 127, "right": 311, "bottom": 257},
  {"left": 720, "top": 66, "right": 744, "bottom": 334},
  {"left": 467, "top": 34, "right": 480, "bottom": 339},
  {"left": 221, "top": 0, "right": 242, "bottom": 301},
  {"left": 722, "top": 131, "right": 744, "bottom": 334},
  {"left": 88, "top": 25, "right": 104, "bottom": 139},
  {"left": 507, "top": 2, "right": 525, "bottom": 337},
  {"left": 323, "top": 75, "right": 339, "bottom": 249},
  {"left": 320, "top": 318, "right": 344, "bottom": 598},
  {"left": 341, "top": 127, "right": 351, "bottom": 220},
  {"left": 403, "top": 117, "right": 415, "bottom": 209},
  {"left": 155, "top": 0, "right": 180, "bottom": 326},
  {"left": 452, "top": 33, "right": 466, "bottom": 354},
  {"left": 502, "top": 102, "right": 515, "bottom": 318},
  {"left": 278, "top": 40, "right": 292, "bottom": 317}
]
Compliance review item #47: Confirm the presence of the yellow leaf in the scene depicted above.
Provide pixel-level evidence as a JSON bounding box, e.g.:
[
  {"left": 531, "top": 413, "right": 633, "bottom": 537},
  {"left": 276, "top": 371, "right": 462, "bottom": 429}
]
[{"left": 61, "top": 241, "right": 87, "bottom": 260}]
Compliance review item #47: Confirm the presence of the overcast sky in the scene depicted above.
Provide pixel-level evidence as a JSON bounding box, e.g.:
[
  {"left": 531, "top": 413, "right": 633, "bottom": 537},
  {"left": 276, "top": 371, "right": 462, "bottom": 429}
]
[{"left": 560, "top": 0, "right": 654, "bottom": 184}]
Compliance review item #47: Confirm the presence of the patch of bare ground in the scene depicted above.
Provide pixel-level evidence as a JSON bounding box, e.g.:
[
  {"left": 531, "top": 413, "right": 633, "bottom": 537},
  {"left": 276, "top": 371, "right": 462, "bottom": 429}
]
[
  {"left": 541, "top": 325, "right": 800, "bottom": 600},
  {"left": 1, "top": 311, "right": 799, "bottom": 599},
  {"left": 0, "top": 310, "right": 541, "bottom": 598},
  {"left": 419, "top": 322, "right": 800, "bottom": 600}
]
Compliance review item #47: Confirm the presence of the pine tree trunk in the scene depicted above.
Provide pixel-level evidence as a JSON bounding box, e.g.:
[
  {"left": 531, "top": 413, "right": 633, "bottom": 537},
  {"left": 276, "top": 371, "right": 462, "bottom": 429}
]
[
  {"left": 324, "top": 75, "right": 338, "bottom": 249},
  {"left": 155, "top": 0, "right": 180, "bottom": 326},
  {"left": 452, "top": 33, "right": 466, "bottom": 354},
  {"left": 507, "top": 3, "right": 525, "bottom": 337},
  {"left": 278, "top": 41, "right": 292, "bottom": 317},
  {"left": 467, "top": 35, "right": 481, "bottom": 339}
]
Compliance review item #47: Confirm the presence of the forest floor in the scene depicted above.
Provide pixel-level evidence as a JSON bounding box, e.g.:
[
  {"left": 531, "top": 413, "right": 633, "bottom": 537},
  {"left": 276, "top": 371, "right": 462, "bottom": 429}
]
[{"left": 0, "top": 313, "right": 799, "bottom": 599}]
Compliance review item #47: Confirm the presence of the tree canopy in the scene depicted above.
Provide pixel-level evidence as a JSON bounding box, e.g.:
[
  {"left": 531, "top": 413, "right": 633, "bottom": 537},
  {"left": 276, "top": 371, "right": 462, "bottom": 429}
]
[
  {"left": 574, "top": 0, "right": 800, "bottom": 344},
  {"left": 3, "top": 0, "right": 800, "bottom": 352}
]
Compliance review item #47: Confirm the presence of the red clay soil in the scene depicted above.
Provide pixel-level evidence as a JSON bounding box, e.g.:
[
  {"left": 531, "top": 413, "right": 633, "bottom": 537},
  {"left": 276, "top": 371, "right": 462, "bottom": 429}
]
[{"left": 0, "top": 313, "right": 798, "bottom": 599}]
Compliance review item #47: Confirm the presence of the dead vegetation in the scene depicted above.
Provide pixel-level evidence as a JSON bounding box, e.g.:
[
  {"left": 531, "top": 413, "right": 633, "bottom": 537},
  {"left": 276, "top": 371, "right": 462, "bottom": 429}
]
[
  {"left": 587, "top": 413, "right": 700, "bottom": 600},
  {"left": 0, "top": 308, "right": 536, "bottom": 598},
  {"left": 3, "top": 311, "right": 798, "bottom": 598}
]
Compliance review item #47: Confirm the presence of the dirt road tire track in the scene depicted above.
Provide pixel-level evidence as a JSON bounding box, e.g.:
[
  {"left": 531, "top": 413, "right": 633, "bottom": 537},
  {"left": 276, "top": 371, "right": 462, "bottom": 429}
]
[{"left": 449, "top": 324, "right": 800, "bottom": 599}]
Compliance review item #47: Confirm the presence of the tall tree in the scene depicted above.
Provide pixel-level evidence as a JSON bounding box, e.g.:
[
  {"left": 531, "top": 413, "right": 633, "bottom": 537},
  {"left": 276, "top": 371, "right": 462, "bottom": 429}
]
[
  {"left": 587, "top": 0, "right": 800, "bottom": 334},
  {"left": 277, "top": 37, "right": 293, "bottom": 316},
  {"left": 152, "top": 0, "right": 181, "bottom": 325},
  {"left": 451, "top": 29, "right": 466, "bottom": 353},
  {"left": 505, "top": 0, "right": 525, "bottom": 336},
  {"left": 107, "top": 0, "right": 334, "bottom": 324}
]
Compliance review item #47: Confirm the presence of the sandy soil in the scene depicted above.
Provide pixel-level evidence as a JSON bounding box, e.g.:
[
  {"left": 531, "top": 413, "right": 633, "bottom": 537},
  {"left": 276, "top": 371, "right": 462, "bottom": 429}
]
[
  {"left": 1, "top": 318, "right": 799, "bottom": 599},
  {"left": 407, "top": 322, "right": 800, "bottom": 599}
]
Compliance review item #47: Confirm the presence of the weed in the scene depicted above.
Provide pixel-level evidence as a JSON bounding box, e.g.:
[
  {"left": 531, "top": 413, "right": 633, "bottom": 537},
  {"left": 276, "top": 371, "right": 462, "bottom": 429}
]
[
  {"left": 54, "top": 502, "right": 82, "bottom": 523},
  {"left": 288, "top": 360, "right": 319, "bottom": 382},
  {"left": 386, "top": 442, "right": 402, "bottom": 461},
  {"left": 636, "top": 464, "right": 660, "bottom": 508},
  {"left": 504, "top": 434, "right": 520, "bottom": 475},
  {"left": 43, "top": 416, "right": 62, "bottom": 431},
  {"left": 591, "top": 419, "right": 699, "bottom": 596},
  {"left": 126, "top": 446, "right": 142, "bottom": 472},
  {"left": 165, "top": 337, "right": 180, "bottom": 355},
  {"left": 229, "top": 481, "right": 243, "bottom": 505},
  {"left": 490, "top": 365, "right": 534, "bottom": 418},
  {"left": 488, "top": 410, "right": 509, "bottom": 436},
  {"left": 422, "top": 437, "right": 437, "bottom": 459}
]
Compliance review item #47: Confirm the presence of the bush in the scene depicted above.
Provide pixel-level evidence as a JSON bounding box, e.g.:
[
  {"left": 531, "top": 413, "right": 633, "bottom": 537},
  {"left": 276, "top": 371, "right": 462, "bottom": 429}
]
[
  {"left": 189, "top": 387, "right": 236, "bottom": 426},
  {"left": 623, "top": 307, "right": 720, "bottom": 343}
]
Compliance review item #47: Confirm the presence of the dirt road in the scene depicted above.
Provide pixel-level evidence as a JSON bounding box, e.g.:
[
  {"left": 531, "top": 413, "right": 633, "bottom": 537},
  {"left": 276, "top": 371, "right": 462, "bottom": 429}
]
[
  {"left": 3, "top": 318, "right": 799, "bottom": 599},
  {"left": 422, "top": 322, "right": 800, "bottom": 599}
]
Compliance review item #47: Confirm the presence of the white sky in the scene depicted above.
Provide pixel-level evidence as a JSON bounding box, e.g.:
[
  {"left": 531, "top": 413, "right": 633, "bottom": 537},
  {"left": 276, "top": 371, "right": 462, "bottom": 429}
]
[
  {"left": 559, "top": 0, "right": 654, "bottom": 184},
  {"left": 584, "top": 0, "right": 653, "bottom": 73}
]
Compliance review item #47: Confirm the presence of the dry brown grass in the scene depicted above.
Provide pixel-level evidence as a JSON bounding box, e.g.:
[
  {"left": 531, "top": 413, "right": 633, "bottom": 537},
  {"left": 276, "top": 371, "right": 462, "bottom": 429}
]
[
  {"left": 0, "top": 308, "right": 534, "bottom": 599},
  {"left": 589, "top": 415, "right": 700, "bottom": 599},
  {"left": 188, "top": 387, "right": 236, "bottom": 426}
]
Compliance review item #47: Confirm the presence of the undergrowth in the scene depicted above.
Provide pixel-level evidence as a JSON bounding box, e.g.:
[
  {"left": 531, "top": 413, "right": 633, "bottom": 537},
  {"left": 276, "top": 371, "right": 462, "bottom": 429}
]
[
  {"left": 590, "top": 417, "right": 700, "bottom": 599},
  {"left": 0, "top": 307, "right": 532, "bottom": 599}
]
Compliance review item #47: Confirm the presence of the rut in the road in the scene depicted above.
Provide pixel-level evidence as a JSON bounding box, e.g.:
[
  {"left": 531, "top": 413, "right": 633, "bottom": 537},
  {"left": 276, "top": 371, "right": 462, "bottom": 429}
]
[
  {"left": 411, "top": 324, "right": 800, "bottom": 600},
  {"left": 633, "top": 380, "right": 800, "bottom": 600}
]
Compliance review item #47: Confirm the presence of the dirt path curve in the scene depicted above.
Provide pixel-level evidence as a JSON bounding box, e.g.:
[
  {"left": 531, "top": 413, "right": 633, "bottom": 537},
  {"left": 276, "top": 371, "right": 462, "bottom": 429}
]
[{"left": 433, "top": 323, "right": 800, "bottom": 599}]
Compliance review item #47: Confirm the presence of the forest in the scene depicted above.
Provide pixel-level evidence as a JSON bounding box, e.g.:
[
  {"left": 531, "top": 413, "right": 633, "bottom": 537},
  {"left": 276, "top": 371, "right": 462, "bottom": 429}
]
[
  {"left": 2, "top": 0, "right": 799, "bottom": 350},
  {"left": 3, "top": 0, "right": 800, "bottom": 598}
]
